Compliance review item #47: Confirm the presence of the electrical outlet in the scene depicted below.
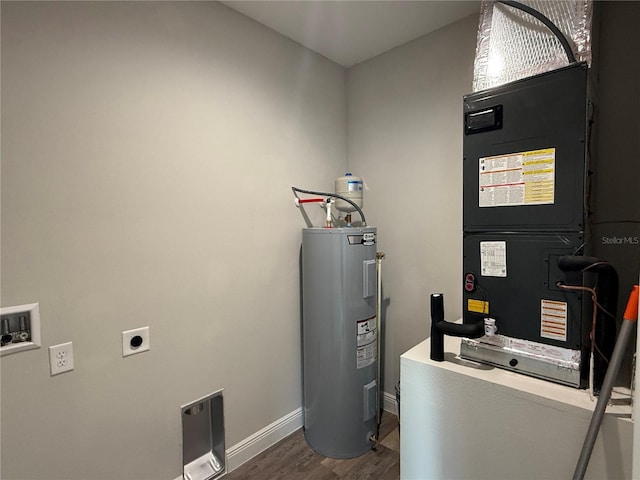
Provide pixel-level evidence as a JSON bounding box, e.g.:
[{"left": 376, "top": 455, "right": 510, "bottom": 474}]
[
  {"left": 49, "top": 342, "right": 74, "bottom": 376},
  {"left": 122, "top": 326, "right": 150, "bottom": 357}
]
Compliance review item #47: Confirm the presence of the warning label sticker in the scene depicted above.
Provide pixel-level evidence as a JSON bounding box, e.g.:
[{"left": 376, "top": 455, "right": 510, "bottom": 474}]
[
  {"left": 479, "top": 148, "right": 555, "bottom": 207},
  {"left": 356, "top": 317, "right": 376, "bottom": 369},
  {"left": 480, "top": 241, "right": 507, "bottom": 277},
  {"left": 541, "top": 299, "right": 567, "bottom": 341},
  {"left": 356, "top": 317, "right": 376, "bottom": 347},
  {"left": 467, "top": 299, "right": 489, "bottom": 314},
  {"left": 357, "top": 343, "right": 376, "bottom": 369}
]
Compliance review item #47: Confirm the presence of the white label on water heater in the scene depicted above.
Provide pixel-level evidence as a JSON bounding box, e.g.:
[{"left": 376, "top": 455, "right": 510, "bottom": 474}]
[
  {"left": 363, "top": 233, "right": 375, "bottom": 246},
  {"left": 478, "top": 148, "right": 555, "bottom": 207},
  {"left": 357, "top": 343, "right": 376, "bottom": 369},
  {"left": 356, "top": 317, "right": 376, "bottom": 369},
  {"left": 357, "top": 317, "right": 376, "bottom": 346},
  {"left": 480, "top": 241, "right": 507, "bottom": 277}
]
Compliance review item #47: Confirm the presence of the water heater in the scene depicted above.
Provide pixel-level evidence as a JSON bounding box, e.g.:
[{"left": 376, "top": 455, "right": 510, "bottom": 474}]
[{"left": 301, "top": 226, "right": 377, "bottom": 458}]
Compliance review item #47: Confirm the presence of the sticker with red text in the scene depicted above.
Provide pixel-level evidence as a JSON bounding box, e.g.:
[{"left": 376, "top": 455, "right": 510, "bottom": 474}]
[{"left": 541, "top": 299, "right": 567, "bottom": 341}]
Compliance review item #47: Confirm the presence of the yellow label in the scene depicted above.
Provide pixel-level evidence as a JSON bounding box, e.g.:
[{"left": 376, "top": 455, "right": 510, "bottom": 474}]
[
  {"left": 479, "top": 147, "right": 555, "bottom": 207},
  {"left": 522, "top": 147, "right": 555, "bottom": 159},
  {"left": 468, "top": 299, "right": 489, "bottom": 314}
]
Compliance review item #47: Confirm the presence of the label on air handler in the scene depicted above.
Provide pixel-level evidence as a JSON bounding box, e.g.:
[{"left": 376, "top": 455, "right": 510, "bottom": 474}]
[
  {"left": 540, "top": 299, "right": 568, "bottom": 341},
  {"left": 467, "top": 299, "right": 489, "bottom": 314},
  {"left": 479, "top": 148, "right": 555, "bottom": 207},
  {"left": 480, "top": 241, "right": 507, "bottom": 277},
  {"left": 356, "top": 317, "right": 376, "bottom": 369}
]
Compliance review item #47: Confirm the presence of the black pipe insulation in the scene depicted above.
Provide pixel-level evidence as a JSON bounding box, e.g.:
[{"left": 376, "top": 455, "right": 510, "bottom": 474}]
[{"left": 430, "top": 293, "right": 485, "bottom": 362}]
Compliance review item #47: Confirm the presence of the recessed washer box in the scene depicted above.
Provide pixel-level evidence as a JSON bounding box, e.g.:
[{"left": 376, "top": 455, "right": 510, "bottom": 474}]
[
  {"left": 182, "top": 389, "right": 226, "bottom": 480},
  {"left": 1, "top": 303, "right": 41, "bottom": 356}
]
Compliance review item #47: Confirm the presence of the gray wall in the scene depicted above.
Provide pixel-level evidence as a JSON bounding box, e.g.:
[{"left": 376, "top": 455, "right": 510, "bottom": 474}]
[
  {"left": 347, "top": 14, "right": 478, "bottom": 394},
  {"left": 1, "top": 2, "right": 345, "bottom": 479},
  {"left": 2, "top": 1, "right": 637, "bottom": 479}
]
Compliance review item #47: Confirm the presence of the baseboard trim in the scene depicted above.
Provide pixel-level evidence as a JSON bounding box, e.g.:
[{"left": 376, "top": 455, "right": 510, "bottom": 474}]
[
  {"left": 226, "top": 406, "right": 303, "bottom": 473},
  {"left": 225, "top": 392, "right": 399, "bottom": 473},
  {"left": 180, "top": 390, "right": 399, "bottom": 477},
  {"left": 176, "top": 392, "right": 398, "bottom": 480},
  {"left": 383, "top": 390, "right": 398, "bottom": 416}
]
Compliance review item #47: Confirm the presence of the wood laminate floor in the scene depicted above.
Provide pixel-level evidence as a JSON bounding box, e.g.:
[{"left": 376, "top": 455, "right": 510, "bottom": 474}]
[{"left": 225, "top": 412, "right": 400, "bottom": 480}]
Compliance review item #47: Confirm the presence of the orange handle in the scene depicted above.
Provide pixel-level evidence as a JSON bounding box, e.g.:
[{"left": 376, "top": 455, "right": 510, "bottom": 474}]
[{"left": 623, "top": 285, "right": 639, "bottom": 322}]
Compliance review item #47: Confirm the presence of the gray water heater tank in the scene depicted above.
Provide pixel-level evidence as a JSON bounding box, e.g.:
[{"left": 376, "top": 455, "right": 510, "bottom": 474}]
[{"left": 301, "top": 226, "right": 378, "bottom": 458}]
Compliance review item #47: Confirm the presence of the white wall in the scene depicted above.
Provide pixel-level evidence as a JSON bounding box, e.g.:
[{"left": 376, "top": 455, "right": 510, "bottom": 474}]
[
  {"left": 347, "top": 15, "right": 478, "bottom": 393},
  {"left": 1, "top": 2, "right": 346, "bottom": 479},
  {"left": 401, "top": 339, "right": 634, "bottom": 479}
]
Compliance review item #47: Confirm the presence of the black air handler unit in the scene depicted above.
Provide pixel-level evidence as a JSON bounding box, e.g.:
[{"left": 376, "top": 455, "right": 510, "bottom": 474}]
[{"left": 460, "top": 63, "right": 593, "bottom": 388}]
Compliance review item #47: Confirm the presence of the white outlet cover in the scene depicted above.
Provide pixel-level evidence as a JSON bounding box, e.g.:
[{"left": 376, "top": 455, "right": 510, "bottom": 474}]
[
  {"left": 122, "top": 326, "right": 150, "bottom": 357},
  {"left": 49, "top": 342, "right": 74, "bottom": 376}
]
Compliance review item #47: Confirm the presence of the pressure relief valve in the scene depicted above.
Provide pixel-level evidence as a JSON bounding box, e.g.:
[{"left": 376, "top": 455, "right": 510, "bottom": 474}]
[{"left": 324, "top": 198, "right": 333, "bottom": 228}]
